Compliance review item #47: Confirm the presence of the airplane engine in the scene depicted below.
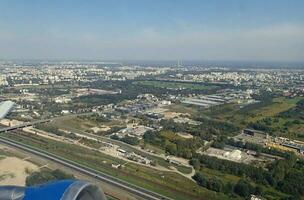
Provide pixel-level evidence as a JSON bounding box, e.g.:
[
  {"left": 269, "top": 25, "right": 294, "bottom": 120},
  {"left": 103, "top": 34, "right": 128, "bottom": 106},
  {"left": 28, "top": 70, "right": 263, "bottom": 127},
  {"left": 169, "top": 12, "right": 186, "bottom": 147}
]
[{"left": 0, "top": 180, "right": 107, "bottom": 200}]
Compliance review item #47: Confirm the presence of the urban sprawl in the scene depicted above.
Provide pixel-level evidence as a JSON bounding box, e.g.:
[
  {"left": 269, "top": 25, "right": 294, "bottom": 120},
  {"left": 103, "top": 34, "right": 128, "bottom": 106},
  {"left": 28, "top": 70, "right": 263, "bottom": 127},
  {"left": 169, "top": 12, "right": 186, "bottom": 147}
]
[{"left": 0, "top": 61, "right": 304, "bottom": 200}]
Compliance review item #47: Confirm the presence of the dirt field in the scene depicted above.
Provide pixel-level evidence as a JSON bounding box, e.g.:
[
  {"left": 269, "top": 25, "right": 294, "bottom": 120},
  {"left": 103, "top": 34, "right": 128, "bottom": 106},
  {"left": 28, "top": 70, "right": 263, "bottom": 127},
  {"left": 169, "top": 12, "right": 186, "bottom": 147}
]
[
  {"left": 0, "top": 156, "right": 38, "bottom": 186},
  {"left": 163, "top": 111, "right": 183, "bottom": 119},
  {"left": 177, "top": 132, "right": 194, "bottom": 139}
]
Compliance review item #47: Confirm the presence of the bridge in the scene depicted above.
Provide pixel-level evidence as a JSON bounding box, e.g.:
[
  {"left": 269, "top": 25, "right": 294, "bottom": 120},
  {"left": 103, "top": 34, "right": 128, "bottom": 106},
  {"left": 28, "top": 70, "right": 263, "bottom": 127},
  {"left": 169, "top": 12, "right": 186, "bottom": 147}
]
[{"left": 0, "top": 119, "right": 51, "bottom": 133}]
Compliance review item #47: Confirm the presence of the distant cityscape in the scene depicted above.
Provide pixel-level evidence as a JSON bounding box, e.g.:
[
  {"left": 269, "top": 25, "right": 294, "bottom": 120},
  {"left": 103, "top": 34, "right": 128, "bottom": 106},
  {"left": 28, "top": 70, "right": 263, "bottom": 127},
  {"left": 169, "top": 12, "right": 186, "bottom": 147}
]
[{"left": 0, "top": 60, "right": 303, "bottom": 200}]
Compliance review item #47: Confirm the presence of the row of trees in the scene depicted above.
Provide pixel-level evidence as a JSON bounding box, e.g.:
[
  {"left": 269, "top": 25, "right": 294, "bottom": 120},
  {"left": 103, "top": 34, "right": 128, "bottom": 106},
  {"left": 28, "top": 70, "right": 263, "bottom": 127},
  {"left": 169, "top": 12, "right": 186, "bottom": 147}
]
[
  {"left": 193, "top": 172, "right": 263, "bottom": 198},
  {"left": 78, "top": 113, "right": 111, "bottom": 123},
  {"left": 35, "top": 124, "right": 66, "bottom": 136},
  {"left": 191, "top": 151, "right": 304, "bottom": 198},
  {"left": 191, "top": 155, "right": 273, "bottom": 185},
  {"left": 111, "top": 135, "right": 140, "bottom": 145},
  {"left": 160, "top": 118, "right": 239, "bottom": 142},
  {"left": 143, "top": 130, "right": 203, "bottom": 159},
  {"left": 226, "top": 139, "right": 291, "bottom": 158}
]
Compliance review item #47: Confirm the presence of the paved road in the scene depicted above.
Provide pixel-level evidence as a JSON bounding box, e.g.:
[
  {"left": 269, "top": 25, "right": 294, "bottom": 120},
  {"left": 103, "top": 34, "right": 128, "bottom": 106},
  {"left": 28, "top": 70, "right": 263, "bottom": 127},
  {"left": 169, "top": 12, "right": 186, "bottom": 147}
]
[
  {"left": 0, "top": 119, "right": 50, "bottom": 133},
  {"left": 0, "top": 136, "right": 171, "bottom": 200}
]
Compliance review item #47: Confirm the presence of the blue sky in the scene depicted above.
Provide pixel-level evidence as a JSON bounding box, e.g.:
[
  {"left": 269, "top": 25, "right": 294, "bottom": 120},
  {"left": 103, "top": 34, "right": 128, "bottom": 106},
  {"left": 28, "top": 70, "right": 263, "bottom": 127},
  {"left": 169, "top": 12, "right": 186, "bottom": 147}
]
[{"left": 0, "top": 0, "right": 303, "bottom": 61}]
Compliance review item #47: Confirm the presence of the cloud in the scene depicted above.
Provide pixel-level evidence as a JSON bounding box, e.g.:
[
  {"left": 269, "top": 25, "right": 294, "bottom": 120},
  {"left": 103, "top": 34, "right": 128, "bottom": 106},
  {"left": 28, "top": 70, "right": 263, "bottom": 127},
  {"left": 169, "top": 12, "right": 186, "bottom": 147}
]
[{"left": 0, "top": 23, "right": 303, "bottom": 61}]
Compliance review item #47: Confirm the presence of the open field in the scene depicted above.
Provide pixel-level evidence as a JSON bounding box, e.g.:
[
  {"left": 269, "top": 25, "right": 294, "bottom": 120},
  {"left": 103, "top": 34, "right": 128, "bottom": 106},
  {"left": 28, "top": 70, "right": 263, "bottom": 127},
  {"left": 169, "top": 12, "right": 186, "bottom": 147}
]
[
  {"left": 200, "top": 97, "right": 304, "bottom": 126},
  {"left": 0, "top": 156, "right": 38, "bottom": 186},
  {"left": 240, "top": 97, "right": 303, "bottom": 123},
  {"left": 52, "top": 115, "right": 123, "bottom": 132},
  {"left": 1, "top": 131, "right": 232, "bottom": 200},
  {"left": 0, "top": 144, "right": 39, "bottom": 186},
  {"left": 50, "top": 115, "right": 194, "bottom": 174},
  {"left": 165, "top": 104, "right": 199, "bottom": 116},
  {"left": 0, "top": 143, "right": 139, "bottom": 200}
]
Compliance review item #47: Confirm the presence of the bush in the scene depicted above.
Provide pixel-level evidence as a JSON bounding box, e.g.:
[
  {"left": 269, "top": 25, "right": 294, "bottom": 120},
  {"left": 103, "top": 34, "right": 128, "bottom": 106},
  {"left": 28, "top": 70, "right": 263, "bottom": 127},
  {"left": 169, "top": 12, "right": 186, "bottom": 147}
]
[{"left": 234, "top": 179, "right": 255, "bottom": 197}]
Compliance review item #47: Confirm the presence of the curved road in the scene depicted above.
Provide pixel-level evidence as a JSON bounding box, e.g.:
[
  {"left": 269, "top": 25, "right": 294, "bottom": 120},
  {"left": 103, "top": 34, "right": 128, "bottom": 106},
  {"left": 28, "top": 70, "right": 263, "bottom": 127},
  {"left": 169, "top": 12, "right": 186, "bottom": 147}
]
[{"left": 0, "top": 136, "right": 171, "bottom": 200}]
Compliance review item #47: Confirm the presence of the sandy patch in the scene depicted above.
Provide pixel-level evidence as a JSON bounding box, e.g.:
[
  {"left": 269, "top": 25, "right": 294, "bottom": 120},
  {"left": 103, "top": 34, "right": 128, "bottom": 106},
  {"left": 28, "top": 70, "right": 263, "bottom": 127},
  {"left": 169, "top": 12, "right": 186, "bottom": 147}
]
[
  {"left": 0, "top": 157, "right": 38, "bottom": 186},
  {"left": 177, "top": 132, "right": 193, "bottom": 139},
  {"left": 166, "top": 155, "right": 191, "bottom": 166},
  {"left": 163, "top": 112, "right": 183, "bottom": 119},
  {"left": 0, "top": 119, "right": 24, "bottom": 127},
  {"left": 91, "top": 126, "right": 111, "bottom": 133}
]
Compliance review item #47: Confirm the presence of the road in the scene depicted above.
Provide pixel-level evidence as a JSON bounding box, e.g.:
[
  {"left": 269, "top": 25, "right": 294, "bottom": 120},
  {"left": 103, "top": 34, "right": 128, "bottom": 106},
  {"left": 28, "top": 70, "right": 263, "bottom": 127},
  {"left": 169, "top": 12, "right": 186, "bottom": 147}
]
[
  {"left": 0, "top": 135, "right": 171, "bottom": 200},
  {"left": 0, "top": 119, "right": 50, "bottom": 133}
]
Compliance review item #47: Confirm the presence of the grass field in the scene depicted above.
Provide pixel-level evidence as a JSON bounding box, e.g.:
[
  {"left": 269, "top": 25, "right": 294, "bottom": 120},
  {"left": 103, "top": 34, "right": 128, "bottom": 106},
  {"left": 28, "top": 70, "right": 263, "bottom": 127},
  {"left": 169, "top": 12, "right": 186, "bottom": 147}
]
[
  {"left": 52, "top": 115, "right": 123, "bottom": 131},
  {"left": 200, "top": 96, "right": 304, "bottom": 140},
  {"left": 202, "top": 97, "right": 303, "bottom": 125},
  {"left": 165, "top": 103, "right": 200, "bottom": 116},
  {"left": 241, "top": 97, "right": 302, "bottom": 123},
  {"left": 1, "top": 131, "right": 233, "bottom": 200}
]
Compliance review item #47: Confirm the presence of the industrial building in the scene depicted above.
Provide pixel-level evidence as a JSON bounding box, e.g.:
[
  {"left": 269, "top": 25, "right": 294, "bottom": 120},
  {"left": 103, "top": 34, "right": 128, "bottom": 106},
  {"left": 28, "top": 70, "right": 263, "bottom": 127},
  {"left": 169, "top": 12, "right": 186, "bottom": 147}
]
[{"left": 282, "top": 142, "right": 304, "bottom": 154}]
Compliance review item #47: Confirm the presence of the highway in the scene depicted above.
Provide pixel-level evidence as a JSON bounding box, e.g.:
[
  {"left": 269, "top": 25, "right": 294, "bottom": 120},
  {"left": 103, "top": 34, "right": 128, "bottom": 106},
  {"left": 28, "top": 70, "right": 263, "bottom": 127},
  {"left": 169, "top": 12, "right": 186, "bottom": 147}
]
[
  {"left": 0, "top": 119, "right": 50, "bottom": 133},
  {"left": 0, "top": 135, "right": 171, "bottom": 200}
]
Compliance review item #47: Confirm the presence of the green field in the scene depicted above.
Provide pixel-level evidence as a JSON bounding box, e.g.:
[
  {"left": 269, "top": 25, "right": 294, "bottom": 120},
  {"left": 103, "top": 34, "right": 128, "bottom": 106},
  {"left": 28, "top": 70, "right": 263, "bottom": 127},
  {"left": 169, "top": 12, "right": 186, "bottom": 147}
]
[
  {"left": 239, "top": 97, "right": 302, "bottom": 123},
  {"left": 200, "top": 96, "right": 304, "bottom": 140},
  {"left": 216, "top": 97, "right": 302, "bottom": 124},
  {"left": 165, "top": 103, "right": 200, "bottom": 116},
  {"left": 201, "top": 97, "right": 303, "bottom": 124},
  {"left": 52, "top": 115, "right": 123, "bottom": 131}
]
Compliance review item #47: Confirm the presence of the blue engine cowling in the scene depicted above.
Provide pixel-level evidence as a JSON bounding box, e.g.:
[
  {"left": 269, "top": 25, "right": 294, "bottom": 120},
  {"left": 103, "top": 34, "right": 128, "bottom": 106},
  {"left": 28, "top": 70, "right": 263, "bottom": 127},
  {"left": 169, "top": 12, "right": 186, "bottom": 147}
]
[{"left": 0, "top": 180, "right": 107, "bottom": 200}]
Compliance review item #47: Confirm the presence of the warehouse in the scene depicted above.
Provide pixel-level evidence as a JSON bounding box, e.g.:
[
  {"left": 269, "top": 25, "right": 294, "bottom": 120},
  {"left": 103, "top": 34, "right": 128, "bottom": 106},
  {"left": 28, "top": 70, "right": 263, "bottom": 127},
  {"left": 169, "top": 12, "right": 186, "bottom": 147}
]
[{"left": 282, "top": 142, "right": 304, "bottom": 154}]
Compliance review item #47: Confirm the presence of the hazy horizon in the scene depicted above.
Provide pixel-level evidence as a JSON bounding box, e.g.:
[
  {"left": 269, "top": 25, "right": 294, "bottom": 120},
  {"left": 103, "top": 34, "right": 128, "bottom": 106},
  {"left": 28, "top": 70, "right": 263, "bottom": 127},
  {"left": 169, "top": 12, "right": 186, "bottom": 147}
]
[{"left": 0, "top": 0, "right": 304, "bottom": 62}]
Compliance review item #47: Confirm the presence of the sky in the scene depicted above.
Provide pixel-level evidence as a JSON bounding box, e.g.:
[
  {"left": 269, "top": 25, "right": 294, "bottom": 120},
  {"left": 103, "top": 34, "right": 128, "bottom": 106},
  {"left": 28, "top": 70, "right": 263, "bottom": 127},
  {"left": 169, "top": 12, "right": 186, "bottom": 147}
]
[{"left": 0, "top": 0, "right": 304, "bottom": 62}]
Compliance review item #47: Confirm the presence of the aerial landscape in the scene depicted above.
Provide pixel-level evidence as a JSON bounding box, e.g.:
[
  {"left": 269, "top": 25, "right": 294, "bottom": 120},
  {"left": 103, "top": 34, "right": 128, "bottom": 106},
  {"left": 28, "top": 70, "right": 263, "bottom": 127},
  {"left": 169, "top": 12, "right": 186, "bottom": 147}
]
[{"left": 0, "top": 1, "right": 303, "bottom": 200}]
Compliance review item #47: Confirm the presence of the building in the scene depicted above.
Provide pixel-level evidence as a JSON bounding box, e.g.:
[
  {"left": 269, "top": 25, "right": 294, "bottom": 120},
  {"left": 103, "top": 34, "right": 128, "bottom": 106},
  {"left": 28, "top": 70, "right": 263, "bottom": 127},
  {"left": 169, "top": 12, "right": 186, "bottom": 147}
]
[
  {"left": 282, "top": 142, "right": 304, "bottom": 154},
  {"left": 243, "top": 129, "right": 255, "bottom": 136},
  {"left": 0, "top": 101, "right": 15, "bottom": 119}
]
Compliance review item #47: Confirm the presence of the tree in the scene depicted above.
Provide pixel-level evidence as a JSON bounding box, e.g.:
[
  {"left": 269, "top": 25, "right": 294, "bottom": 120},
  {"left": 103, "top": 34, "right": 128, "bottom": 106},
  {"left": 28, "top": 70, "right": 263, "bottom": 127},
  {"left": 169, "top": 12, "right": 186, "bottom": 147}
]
[
  {"left": 234, "top": 179, "right": 254, "bottom": 197},
  {"left": 207, "top": 177, "right": 223, "bottom": 192},
  {"left": 166, "top": 143, "right": 177, "bottom": 155},
  {"left": 193, "top": 172, "right": 224, "bottom": 192},
  {"left": 190, "top": 159, "right": 201, "bottom": 170},
  {"left": 121, "top": 135, "right": 140, "bottom": 145}
]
